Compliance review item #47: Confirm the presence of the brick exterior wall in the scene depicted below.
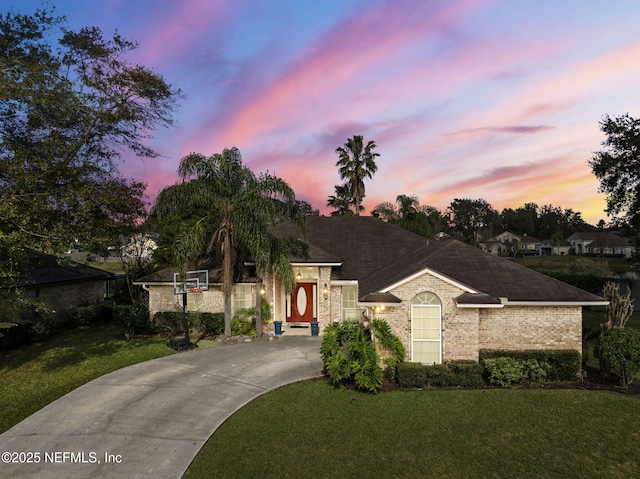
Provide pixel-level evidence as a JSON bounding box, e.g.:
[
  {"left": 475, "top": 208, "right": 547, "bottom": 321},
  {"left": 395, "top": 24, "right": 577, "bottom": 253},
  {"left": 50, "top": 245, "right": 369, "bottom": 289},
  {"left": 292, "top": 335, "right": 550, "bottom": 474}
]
[
  {"left": 35, "top": 280, "right": 106, "bottom": 312},
  {"left": 148, "top": 284, "right": 226, "bottom": 316},
  {"left": 362, "top": 271, "right": 582, "bottom": 362},
  {"left": 478, "top": 305, "right": 582, "bottom": 352},
  {"left": 145, "top": 269, "right": 583, "bottom": 359}
]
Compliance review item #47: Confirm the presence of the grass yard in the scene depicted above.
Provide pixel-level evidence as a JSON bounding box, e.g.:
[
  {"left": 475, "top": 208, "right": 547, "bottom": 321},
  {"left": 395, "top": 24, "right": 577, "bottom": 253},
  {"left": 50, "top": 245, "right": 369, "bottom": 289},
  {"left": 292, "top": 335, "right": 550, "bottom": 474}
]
[
  {"left": 184, "top": 379, "right": 640, "bottom": 479},
  {"left": 0, "top": 323, "right": 175, "bottom": 433}
]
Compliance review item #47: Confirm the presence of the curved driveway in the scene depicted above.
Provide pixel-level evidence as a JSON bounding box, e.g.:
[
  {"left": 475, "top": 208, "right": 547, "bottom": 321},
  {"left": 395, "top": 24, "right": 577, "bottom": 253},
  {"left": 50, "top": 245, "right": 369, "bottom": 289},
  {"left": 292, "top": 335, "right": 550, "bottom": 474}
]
[{"left": 0, "top": 336, "right": 323, "bottom": 478}]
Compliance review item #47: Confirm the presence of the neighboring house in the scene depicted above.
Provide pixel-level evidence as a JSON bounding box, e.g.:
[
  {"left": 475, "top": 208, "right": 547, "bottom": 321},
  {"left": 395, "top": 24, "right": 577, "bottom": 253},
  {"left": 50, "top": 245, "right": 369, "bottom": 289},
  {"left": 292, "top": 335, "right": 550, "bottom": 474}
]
[
  {"left": 137, "top": 217, "right": 606, "bottom": 364},
  {"left": 5, "top": 249, "right": 116, "bottom": 315},
  {"left": 519, "top": 235, "right": 541, "bottom": 256},
  {"left": 567, "top": 232, "right": 635, "bottom": 258},
  {"left": 540, "top": 238, "right": 571, "bottom": 256},
  {"left": 480, "top": 231, "right": 519, "bottom": 255},
  {"left": 482, "top": 232, "right": 541, "bottom": 256}
]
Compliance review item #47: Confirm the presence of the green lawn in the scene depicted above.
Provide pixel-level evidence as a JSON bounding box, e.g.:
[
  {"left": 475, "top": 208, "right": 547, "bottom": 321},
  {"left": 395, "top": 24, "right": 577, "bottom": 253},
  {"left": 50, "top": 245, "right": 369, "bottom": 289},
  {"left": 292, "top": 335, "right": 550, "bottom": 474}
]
[
  {"left": 0, "top": 323, "right": 175, "bottom": 433},
  {"left": 184, "top": 379, "right": 640, "bottom": 479},
  {"left": 86, "top": 261, "right": 125, "bottom": 273}
]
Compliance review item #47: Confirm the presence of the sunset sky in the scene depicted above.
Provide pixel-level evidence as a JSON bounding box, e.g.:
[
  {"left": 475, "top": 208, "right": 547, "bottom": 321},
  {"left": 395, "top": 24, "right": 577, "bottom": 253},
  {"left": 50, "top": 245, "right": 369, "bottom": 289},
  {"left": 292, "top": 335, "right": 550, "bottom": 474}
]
[{"left": 12, "top": 0, "right": 640, "bottom": 224}]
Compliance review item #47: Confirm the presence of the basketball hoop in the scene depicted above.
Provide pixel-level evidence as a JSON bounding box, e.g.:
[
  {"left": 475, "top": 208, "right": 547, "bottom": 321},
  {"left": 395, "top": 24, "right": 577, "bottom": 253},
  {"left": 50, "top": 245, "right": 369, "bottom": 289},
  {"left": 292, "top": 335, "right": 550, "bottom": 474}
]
[
  {"left": 170, "top": 270, "right": 209, "bottom": 351},
  {"left": 173, "top": 271, "right": 209, "bottom": 311}
]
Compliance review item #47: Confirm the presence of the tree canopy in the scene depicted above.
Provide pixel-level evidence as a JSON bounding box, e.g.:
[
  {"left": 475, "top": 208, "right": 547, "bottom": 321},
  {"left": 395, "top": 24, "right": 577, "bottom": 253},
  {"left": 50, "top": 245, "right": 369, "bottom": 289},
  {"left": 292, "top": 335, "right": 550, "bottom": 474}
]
[
  {"left": 372, "top": 195, "right": 446, "bottom": 238},
  {"left": 447, "top": 198, "right": 500, "bottom": 246},
  {"left": 590, "top": 113, "right": 640, "bottom": 236},
  {"left": 152, "top": 147, "right": 306, "bottom": 336},
  {"left": 0, "top": 7, "right": 182, "bottom": 254}
]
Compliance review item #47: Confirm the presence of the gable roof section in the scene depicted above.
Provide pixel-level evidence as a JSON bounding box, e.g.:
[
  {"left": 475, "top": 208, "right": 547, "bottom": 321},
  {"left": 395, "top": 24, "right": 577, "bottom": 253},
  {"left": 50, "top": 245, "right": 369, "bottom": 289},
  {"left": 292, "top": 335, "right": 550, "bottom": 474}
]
[{"left": 366, "top": 238, "right": 605, "bottom": 304}]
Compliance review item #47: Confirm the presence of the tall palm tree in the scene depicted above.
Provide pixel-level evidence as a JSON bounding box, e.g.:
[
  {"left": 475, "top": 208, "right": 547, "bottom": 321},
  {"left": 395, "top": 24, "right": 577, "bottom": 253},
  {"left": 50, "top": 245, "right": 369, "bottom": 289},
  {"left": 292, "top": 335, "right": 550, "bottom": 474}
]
[
  {"left": 335, "top": 135, "right": 379, "bottom": 215},
  {"left": 153, "top": 147, "right": 305, "bottom": 337}
]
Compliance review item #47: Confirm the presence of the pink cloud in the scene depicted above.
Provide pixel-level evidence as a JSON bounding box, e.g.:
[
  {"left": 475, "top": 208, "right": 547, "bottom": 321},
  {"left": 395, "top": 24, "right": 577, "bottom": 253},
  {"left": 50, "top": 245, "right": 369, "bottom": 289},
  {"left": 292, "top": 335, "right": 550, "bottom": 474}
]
[{"left": 183, "top": 0, "right": 490, "bottom": 153}]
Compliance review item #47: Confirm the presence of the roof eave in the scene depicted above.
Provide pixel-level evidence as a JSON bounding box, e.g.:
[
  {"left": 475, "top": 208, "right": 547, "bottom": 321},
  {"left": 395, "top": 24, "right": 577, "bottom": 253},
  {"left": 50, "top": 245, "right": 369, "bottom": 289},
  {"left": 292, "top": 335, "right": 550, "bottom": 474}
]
[
  {"left": 456, "top": 303, "right": 504, "bottom": 309},
  {"left": 502, "top": 300, "right": 609, "bottom": 307}
]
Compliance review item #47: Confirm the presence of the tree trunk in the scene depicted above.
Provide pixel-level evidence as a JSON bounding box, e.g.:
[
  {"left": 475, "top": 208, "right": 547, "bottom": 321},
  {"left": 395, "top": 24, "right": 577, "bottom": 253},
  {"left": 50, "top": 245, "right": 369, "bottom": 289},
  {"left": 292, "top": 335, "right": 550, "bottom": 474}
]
[
  {"left": 224, "top": 289, "right": 232, "bottom": 337},
  {"left": 222, "top": 226, "right": 233, "bottom": 337},
  {"left": 256, "top": 289, "right": 263, "bottom": 338}
]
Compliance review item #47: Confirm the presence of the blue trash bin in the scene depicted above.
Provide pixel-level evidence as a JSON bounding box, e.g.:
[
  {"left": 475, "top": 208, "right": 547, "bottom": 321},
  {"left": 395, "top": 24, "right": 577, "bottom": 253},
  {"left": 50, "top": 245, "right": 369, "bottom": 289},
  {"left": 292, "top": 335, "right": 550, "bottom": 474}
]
[
  {"left": 274, "top": 321, "right": 283, "bottom": 336},
  {"left": 310, "top": 321, "right": 319, "bottom": 336}
]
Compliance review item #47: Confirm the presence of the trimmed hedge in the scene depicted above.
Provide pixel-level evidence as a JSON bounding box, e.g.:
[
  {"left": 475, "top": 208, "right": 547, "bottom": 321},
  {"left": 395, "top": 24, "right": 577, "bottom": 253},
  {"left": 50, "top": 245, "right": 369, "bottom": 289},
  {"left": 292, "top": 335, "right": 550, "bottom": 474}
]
[
  {"left": 479, "top": 349, "right": 581, "bottom": 381},
  {"left": 396, "top": 361, "right": 484, "bottom": 389},
  {"left": 152, "top": 311, "right": 224, "bottom": 335}
]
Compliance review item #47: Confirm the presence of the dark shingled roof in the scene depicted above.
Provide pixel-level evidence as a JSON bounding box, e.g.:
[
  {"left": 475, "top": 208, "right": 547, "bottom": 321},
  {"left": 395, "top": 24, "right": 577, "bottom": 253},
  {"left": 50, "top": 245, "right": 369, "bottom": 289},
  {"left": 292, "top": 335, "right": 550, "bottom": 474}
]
[
  {"left": 274, "top": 216, "right": 428, "bottom": 281},
  {"left": 6, "top": 249, "right": 113, "bottom": 288},
  {"left": 276, "top": 216, "right": 605, "bottom": 304}
]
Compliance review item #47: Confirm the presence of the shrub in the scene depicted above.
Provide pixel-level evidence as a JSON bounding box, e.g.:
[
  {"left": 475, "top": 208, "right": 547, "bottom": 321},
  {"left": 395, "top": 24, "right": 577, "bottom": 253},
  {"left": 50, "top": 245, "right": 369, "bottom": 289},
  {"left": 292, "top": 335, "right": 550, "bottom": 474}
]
[
  {"left": 321, "top": 319, "right": 402, "bottom": 394},
  {"left": 113, "top": 304, "right": 149, "bottom": 338},
  {"left": 151, "top": 311, "right": 225, "bottom": 336},
  {"left": 482, "top": 357, "right": 526, "bottom": 387},
  {"left": 395, "top": 361, "right": 484, "bottom": 388},
  {"left": 479, "top": 349, "right": 581, "bottom": 381},
  {"left": 231, "top": 308, "right": 256, "bottom": 337},
  {"left": 26, "top": 303, "right": 116, "bottom": 342},
  {"left": 396, "top": 362, "right": 426, "bottom": 388},
  {"left": 594, "top": 328, "right": 640, "bottom": 389},
  {"left": 371, "top": 318, "right": 405, "bottom": 364},
  {"left": 76, "top": 304, "right": 113, "bottom": 325},
  {"left": 448, "top": 361, "right": 485, "bottom": 387},
  {"left": 198, "top": 312, "right": 224, "bottom": 335},
  {"left": 152, "top": 312, "right": 184, "bottom": 334}
]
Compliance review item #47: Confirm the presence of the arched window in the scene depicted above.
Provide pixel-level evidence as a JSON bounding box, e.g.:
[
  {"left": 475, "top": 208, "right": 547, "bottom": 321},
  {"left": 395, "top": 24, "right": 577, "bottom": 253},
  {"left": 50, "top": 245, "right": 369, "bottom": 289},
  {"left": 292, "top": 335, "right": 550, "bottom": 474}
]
[{"left": 411, "top": 292, "right": 442, "bottom": 364}]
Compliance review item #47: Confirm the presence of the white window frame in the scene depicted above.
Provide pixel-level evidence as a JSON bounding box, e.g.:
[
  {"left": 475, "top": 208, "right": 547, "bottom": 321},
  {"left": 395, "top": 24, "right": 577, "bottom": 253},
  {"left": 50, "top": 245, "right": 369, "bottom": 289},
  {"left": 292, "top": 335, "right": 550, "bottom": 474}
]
[
  {"left": 341, "top": 285, "right": 361, "bottom": 320},
  {"left": 232, "top": 284, "right": 253, "bottom": 313},
  {"left": 411, "top": 292, "right": 442, "bottom": 364}
]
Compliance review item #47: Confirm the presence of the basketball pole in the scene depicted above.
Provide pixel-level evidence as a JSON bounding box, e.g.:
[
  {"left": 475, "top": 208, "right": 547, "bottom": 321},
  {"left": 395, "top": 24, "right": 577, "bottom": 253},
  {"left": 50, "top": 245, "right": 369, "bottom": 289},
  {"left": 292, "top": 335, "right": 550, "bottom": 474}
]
[{"left": 182, "top": 289, "right": 191, "bottom": 349}]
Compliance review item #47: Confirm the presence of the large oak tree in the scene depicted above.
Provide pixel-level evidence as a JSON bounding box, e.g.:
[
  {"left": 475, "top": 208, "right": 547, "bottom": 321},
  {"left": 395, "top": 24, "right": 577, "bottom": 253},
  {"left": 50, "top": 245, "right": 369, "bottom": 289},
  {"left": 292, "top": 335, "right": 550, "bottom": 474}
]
[{"left": 0, "top": 7, "right": 181, "bottom": 255}]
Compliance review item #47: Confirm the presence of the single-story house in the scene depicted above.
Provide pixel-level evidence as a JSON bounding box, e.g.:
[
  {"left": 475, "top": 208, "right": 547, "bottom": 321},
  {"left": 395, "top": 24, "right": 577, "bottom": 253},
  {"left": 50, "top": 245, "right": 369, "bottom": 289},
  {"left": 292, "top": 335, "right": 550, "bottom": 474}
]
[
  {"left": 567, "top": 232, "right": 635, "bottom": 258},
  {"left": 137, "top": 217, "right": 607, "bottom": 364},
  {"left": 519, "top": 235, "right": 541, "bottom": 255},
  {"left": 2, "top": 249, "right": 116, "bottom": 316},
  {"left": 540, "top": 238, "right": 572, "bottom": 256},
  {"left": 482, "top": 232, "right": 542, "bottom": 256}
]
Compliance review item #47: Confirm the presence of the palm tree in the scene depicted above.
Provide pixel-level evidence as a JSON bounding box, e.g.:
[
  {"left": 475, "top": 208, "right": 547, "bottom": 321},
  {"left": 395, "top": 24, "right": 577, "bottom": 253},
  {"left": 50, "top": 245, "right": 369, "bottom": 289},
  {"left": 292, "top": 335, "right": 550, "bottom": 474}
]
[
  {"left": 335, "top": 135, "right": 379, "bottom": 215},
  {"left": 153, "top": 147, "right": 305, "bottom": 337},
  {"left": 327, "top": 183, "right": 362, "bottom": 216}
]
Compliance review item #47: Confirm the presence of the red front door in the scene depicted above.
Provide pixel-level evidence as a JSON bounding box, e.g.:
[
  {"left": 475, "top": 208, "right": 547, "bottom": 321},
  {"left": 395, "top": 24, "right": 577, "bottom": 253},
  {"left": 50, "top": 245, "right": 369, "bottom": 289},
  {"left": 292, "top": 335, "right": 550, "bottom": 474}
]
[{"left": 287, "top": 283, "right": 316, "bottom": 322}]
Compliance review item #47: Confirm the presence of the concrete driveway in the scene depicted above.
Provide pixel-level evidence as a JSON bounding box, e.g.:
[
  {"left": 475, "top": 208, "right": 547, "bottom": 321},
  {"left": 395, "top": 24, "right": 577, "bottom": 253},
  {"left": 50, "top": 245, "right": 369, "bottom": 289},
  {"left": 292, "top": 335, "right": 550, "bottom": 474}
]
[{"left": 0, "top": 336, "right": 323, "bottom": 478}]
